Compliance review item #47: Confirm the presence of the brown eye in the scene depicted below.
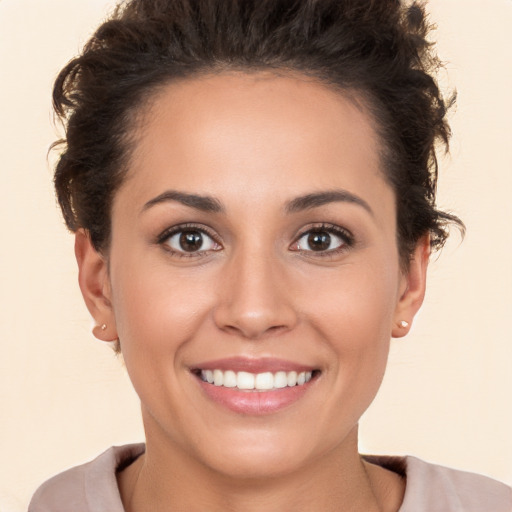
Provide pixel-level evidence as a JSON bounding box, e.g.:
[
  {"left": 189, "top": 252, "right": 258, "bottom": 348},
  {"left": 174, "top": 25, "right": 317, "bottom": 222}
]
[
  {"left": 292, "top": 227, "right": 350, "bottom": 254},
  {"left": 165, "top": 229, "right": 219, "bottom": 253},
  {"left": 307, "top": 231, "right": 332, "bottom": 251},
  {"left": 179, "top": 231, "right": 204, "bottom": 252}
]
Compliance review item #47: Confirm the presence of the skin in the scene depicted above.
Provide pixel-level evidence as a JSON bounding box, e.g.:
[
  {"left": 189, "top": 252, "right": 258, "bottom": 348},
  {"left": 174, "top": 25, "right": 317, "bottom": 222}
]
[{"left": 76, "top": 72, "right": 429, "bottom": 511}]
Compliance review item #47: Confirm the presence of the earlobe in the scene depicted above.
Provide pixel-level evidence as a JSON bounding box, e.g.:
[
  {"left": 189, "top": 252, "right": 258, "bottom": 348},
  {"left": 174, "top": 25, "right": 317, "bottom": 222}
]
[
  {"left": 75, "top": 229, "right": 118, "bottom": 341},
  {"left": 392, "top": 236, "right": 430, "bottom": 338}
]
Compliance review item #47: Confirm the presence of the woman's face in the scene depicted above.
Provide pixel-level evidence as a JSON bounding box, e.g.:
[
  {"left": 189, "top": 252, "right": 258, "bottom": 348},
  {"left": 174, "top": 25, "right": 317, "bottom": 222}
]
[{"left": 79, "top": 72, "right": 427, "bottom": 478}]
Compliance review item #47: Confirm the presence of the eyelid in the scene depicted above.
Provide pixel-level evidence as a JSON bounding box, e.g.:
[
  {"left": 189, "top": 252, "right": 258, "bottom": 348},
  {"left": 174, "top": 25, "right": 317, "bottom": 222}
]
[
  {"left": 157, "top": 223, "right": 219, "bottom": 243},
  {"left": 290, "top": 223, "right": 355, "bottom": 255},
  {"left": 157, "top": 223, "right": 222, "bottom": 256}
]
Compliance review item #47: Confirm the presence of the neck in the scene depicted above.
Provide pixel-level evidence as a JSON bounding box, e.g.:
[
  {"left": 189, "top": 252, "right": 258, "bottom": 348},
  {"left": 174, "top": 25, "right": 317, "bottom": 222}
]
[{"left": 118, "top": 422, "right": 397, "bottom": 512}]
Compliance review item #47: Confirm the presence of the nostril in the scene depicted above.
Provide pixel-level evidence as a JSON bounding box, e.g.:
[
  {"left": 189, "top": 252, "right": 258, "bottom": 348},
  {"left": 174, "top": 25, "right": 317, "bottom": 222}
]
[{"left": 218, "top": 322, "right": 291, "bottom": 340}]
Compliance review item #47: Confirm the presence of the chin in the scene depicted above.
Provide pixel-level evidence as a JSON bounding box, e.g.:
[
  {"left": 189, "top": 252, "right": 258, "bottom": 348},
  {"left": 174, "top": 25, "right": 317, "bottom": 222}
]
[{"left": 204, "top": 441, "right": 312, "bottom": 480}]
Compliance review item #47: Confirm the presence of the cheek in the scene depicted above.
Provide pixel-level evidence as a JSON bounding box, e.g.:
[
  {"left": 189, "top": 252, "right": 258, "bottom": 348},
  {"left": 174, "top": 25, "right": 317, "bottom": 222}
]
[
  {"left": 298, "top": 257, "right": 399, "bottom": 390},
  {"left": 110, "top": 256, "right": 217, "bottom": 359},
  {"left": 302, "top": 258, "right": 399, "bottom": 344},
  {"left": 108, "top": 258, "right": 221, "bottom": 434}
]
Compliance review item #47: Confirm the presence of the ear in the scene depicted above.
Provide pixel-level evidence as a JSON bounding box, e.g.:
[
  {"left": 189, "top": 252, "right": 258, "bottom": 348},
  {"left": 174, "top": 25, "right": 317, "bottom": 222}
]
[
  {"left": 392, "top": 235, "right": 430, "bottom": 338},
  {"left": 75, "top": 229, "right": 118, "bottom": 341}
]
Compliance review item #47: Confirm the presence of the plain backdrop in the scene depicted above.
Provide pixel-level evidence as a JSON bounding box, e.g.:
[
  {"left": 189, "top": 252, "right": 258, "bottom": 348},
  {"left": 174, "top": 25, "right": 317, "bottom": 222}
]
[{"left": 0, "top": 0, "right": 511, "bottom": 510}]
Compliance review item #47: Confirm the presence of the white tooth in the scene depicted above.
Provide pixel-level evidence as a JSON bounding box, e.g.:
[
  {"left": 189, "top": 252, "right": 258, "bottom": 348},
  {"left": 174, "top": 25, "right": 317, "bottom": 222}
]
[
  {"left": 274, "top": 371, "right": 288, "bottom": 389},
  {"left": 223, "top": 370, "right": 237, "bottom": 387},
  {"left": 213, "top": 369, "right": 224, "bottom": 386},
  {"left": 207, "top": 369, "right": 312, "bottom": 389},
  {"left": 287, "top": 371, "right": 298, "bottom": 386},
  {"left": 237, "top": 371, "right": 255, "bottom": 390},
  {"left": 255, "top": 372, "right": 274, "bottom": 390}
]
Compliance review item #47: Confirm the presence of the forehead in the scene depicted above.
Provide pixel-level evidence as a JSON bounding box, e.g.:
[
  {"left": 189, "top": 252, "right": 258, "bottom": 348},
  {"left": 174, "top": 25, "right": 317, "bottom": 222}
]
[{"left": 119, "top": 71, "right": 391, "bottom": 214}]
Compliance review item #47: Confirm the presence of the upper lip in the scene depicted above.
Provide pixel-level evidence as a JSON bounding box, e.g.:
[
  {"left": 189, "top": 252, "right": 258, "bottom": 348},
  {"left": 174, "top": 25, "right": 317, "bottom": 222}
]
[{"left": 191, "top": 357, "right": 317, "bottom": 374}]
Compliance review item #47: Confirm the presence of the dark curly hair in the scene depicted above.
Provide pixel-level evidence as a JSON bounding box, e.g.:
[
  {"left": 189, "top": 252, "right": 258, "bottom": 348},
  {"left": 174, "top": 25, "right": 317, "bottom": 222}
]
[{"left": 52, "top": 0, "right": 463, "bottom": 264}]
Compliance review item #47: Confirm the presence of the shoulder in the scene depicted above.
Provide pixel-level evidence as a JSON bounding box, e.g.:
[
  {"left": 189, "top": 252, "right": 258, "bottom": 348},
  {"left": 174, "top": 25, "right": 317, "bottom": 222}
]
[
  {"left": 366, "top": 454, "right": 512, "bottom": 512},
  {"left": 28, "top": 443, "right": 145, "bottom": 512},
  {"left": 403, "top": 456, "right": 512, "bottom": 512}
]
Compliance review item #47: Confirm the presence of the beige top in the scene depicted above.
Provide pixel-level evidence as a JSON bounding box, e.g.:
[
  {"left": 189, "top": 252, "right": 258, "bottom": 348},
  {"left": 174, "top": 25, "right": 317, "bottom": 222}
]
[{"left": 29, "top": 444, "right": 511, "bottom": 512}]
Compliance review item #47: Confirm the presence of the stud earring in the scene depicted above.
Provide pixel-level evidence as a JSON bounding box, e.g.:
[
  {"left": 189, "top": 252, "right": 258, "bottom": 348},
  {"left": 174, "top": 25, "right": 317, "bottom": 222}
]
[
  {"left": 399, "top": 320, "right": 409, "bottom": 328},
  {"left": 101, "top": 324, "right": 107, "bottom": 331}
]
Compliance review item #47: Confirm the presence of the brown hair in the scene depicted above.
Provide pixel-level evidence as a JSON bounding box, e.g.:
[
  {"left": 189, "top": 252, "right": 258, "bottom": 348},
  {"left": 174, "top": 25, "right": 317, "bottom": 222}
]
[{"left": 52, "top": 0, "right": 463, "bottom": 263}]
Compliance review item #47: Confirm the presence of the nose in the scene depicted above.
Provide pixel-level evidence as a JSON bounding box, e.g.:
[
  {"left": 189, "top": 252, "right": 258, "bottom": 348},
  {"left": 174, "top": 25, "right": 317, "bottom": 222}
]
[{"left": 213, "top": 247, "right": 298, "bottom": 340}]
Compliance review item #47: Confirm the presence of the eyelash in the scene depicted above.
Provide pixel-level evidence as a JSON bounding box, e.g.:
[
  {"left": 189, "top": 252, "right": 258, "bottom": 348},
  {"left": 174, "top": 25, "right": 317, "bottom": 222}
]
[
  {"left": 157, "top": 223, "right": 221, "bottom": 259},
  {"left": 291, "top": 223, "right": 355, "bottom": 258},
  {"left": 156, "top": 222, "right": 355, "bottom": 258}
]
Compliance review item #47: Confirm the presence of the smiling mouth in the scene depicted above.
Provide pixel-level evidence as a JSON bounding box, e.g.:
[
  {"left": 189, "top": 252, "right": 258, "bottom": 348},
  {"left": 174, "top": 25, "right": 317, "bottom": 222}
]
[{"left": 195, "top": 369, "right": 320, "bottom": 391}]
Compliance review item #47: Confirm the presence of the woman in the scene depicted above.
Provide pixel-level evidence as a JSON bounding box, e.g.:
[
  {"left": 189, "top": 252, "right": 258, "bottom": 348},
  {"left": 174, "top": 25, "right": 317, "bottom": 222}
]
[{"left": 29, "top": 0, "right": 511, "bottom": 510}]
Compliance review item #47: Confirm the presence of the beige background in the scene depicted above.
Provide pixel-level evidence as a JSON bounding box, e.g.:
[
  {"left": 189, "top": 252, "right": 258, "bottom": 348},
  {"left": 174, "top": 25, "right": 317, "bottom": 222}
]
[{"left": 0, "top": 0, "right": 511, "bottom": 510}]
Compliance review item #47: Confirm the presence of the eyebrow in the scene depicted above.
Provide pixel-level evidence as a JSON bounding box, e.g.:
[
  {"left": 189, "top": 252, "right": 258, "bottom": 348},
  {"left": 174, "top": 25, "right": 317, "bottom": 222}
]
[
  {"left": 285, "top": 190, "right": 374, "bottom": 216},
  {"left": 142, "top": 188, "right": 373, "bottom": 216},
  {"left": 142, "top": 190, "right": 224, "bottom": 214}
]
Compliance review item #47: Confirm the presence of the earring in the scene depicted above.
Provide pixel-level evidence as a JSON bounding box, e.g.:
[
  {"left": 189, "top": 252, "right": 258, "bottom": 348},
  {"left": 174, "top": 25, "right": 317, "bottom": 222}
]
[
  {"left": 399, "top": 320, "right": 409, "bottom": 328},
  {"left": 101, "top": 324, "right": 107, "bottom": 331}
]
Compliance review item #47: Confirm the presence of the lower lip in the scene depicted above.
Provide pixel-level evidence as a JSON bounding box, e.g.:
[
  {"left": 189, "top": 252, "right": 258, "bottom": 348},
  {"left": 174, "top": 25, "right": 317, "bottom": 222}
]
[{"left": 196, "top": 377, "right": 315, "bottom": 415}]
